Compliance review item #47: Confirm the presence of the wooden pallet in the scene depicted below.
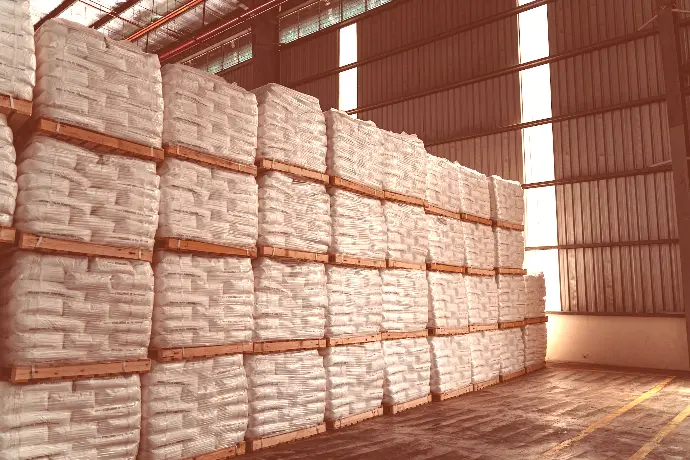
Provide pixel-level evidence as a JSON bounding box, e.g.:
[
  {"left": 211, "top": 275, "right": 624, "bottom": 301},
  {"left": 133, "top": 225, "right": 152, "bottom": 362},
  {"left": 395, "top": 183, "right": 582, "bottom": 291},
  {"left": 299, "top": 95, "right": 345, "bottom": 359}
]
[
  {"left": 473, "top": 376, "right": 500, "bottom": 391},
  {"left": 383, "top": 395, "right": 431, "bottom": 415},
  {"left": 525, "top": 316, "right": 549, "bottom": 325},
  {"left": 22, "top": 118, "right": 164, "bottom": 163},
  {"left": 499, "top": 320, "right": 526, "bottom": 330},
  {"left": 3, "top": 359, "right": 151, "bottom": 383},
  {"left": 330, "top": 176, "right": 385, "bottom": 199},
  {"left": 461, "top": 213, "right": 493, "bottom": 226},
  {"left": 251, "top": 338, "right": 327, "bottom": 354},
  {"left": 165, "top": 144, "right": 257, "bottom": 176},
  {"left": 326, "top": 407, "right": 383, "bottom": 430},
  {"left": 426, "top": 263, "right": 466, "bottom": 274},
  {"left": 325, "top": 334, "right": 381, "bottom": 347},
  {"left": 386, "top": 259, "right": 427, "bottom": 270},
  {"left": 469, "top": 323, "right": 499, "bottom": 332},
  {"left": 466, "top": 267, "right": 496, "bottom": 276},
  {"left": 499, "top": 368, "right": 526, "bottom": 383},
  {"left": 424, "top": 203, "right": 462, "bottom": 220},
  {"left": 525, "top": 362, "right": 547, "bottom": 373},
  {"left": 329, "top": 253, "right": 386, "bottom": 269},
  {"left": 156, "top": 238, "right": 257, "bottom": 258},
  {"left": 17, "top": 232, "right": 153, "bottom": 262},
  {"left": 257, "top": 158, "right": 329, "bottom": 184},
  {"left": 493, "top": 220, "right": 525, "bottom": 231},
  {"left": 184, "top": 442, "right": 246, "bottom": 460},
  {"left": 150, "top": 343, "right": 252, "bottom": 363},
  {"left": 0, "top": 94, "right": 31, "bottom": 131},
  {"left": 247, "top": 424, "right": 326, "bottom": 452},
  {"left": 495, "top": 267, "right": 528, "bottom": 275},
  {"left": 431, "top": 384, "right": 473, "bottom": 402},
  {"left": 257, "top": 245, "right": 329, "bottom": 263},
  {"left": 0, "top": 226, "right": 15, "bottom": 245},
  {"left": 383, "top": 190, "right": 426, "bottom": 207},
  {"left": 428, "top": 327, "right": 470, "bottom": 337},
  {"left": 381, "top": 330, "right": 429, "bottom": 341}
]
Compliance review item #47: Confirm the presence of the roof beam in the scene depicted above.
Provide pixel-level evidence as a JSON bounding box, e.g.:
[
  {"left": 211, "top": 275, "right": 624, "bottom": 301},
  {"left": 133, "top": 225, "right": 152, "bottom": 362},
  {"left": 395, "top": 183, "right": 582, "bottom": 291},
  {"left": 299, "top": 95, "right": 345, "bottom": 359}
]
[
  {"left": 126, "top": 0, "right": 206, "bottom": 41},
  {"left": 90, "top": 0, "right": 141, "bottom": 29},
  {"left": 34, "top": 0, "right": 79, "bottom": 31}
]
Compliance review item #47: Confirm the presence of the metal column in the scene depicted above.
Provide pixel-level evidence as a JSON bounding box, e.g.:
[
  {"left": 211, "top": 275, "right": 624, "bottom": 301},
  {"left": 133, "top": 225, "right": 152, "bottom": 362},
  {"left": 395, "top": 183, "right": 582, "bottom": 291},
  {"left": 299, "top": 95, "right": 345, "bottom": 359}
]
[{"left": 252, "top": 6, "right": 280, "bottom": 87}]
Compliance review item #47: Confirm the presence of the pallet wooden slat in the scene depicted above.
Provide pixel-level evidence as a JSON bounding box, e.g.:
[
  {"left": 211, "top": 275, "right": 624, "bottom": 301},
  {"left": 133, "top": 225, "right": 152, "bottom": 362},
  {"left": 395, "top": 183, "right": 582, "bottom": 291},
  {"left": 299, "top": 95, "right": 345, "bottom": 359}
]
[
  {"left": 383, "top": 394, "right": 431, "bottom": 415},
  {"left": 498, "top": 320, "right": 526, "bottom": 330},
  {"left": 329, "top": 253, "right": 386, "bottom": 269},
  {"left": 383, "top": 190, "right": 426, "bottom": 207},
  {"left": 461, "top": 213, "right": 493, "bottom": 226},
  {"left": 4, "top": 359, "right": 151, "bottom": 383},
  {"left": 0, "top": 226, "right": 16, "bottom": 244},
  {"left": 330, "top": 176, "right": 385, "bottom": 199},
  {"left": 0, "top": 94, "right": 31, "bottom": 131},
  {"left": 257, "top": 158, "right": 329, "bottom": 184},
  {"left": 165, "top": 145, "right": 257, "bottom": 176},
  {"left": 184, "top": 442, "right": 246, "bottom": 460},
  {"left": 251, "top": 338, "right": 327, "bottom": 354},
  {"left": 156, "top": 238, "right": 257, "bottom": 258},
  {"left": 466, "top": 267, "right": 496, "bottom": 276},
  {"left": 431, "top": 384, "right": 473, "bottom": 402},
  {"left": 386, "top": 259, "right": 427, "bottom": 270},
  {"left": 150, "top": 343, "right": 252, "bottom": 362},
  {"left": 495, "top": 268, "right": 528, "bottom": 275},
  {"left": 428, "top": 327, "right": 470, "bottom": 336},
  {"left": 469, "top": 323, "right": 499, "bottom": 332},
  {"left": 492, "top": 220, "right": 525, "bottom": 231},
  {"left": 525, "top": 362, "right": 546, "bottom": 373},
  {"left": 17, "top": 232, "right": 153, "bottom": 262},
  {"left": 473, "top": 376, "right": 500, "bottom": 391},
  {"left": 247, "top": 423, "right": 326, "bottom": 452},
  {"left": 325, "top": 334, "right": 381, "bottom": 347},
  {"left": 424, "top": 203, "right": 462, "bottom": 220},
  {"left": 326, "top": 407, "right": 383, "bottom": 430},
  {"left": 381, "top": 330, "right": 429, "bottom": 341},
  {"left": 258, "top": 246, "right": 329, "bottom": 263},
  {"left": 426, "top": 263, "right": 466, "bottom": 274},
  {"left": 499, "top": 368, "right": 526, "bottom": 383},
  {"left": 525, "top": 316, "right": 549, "bottom": 325}
]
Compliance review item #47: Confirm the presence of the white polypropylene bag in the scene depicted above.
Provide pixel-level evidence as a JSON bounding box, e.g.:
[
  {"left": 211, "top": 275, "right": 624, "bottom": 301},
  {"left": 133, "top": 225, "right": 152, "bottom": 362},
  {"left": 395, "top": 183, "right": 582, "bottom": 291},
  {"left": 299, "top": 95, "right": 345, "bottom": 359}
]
[
  {"left": 382, "top": 338, "right": 430, "bottom": 405},
  {"left": 426, "top": 154, "right": 460, "bottom": 212},
  {"left": 523, "top": 323, "right": 547, "bottom": 367},
  {"left": 427, "top": 271, "right": 468, "bottom": 329},
  {"left": 428, "top": 335, "right": 471, "bottom": 394},
  {"left": 498, "top": 328, "right": 525, "bottom": 376},
  {"left": 524, "top": 273, "right": 546, "bottom": 319},
  {"left": 494, "top": 228, "right": 524, "bottom": 269},
  {"left": 427, "top": 215, "right": 465, "bottom": 266},
  {"left": 497, "top": 275, "right": 526, "bottom": 323},
  {"left": 489, "top": 175, "right": 524, "bottom": 225},
  {"left": 330, "top": 189, "right": 386, "bottom": 260},
  {"left": 457, "top": 165, "right": 490, "bottom": 219},
  {"left": 0, "top": 114, "right": 17, "bottom": 226},
  {"left": 383, "top": 201, "right": 428, "bottom": 265},
  {"left": 0, "top": 0, "right": 34, "bottom": 100},
  {"left": 470, "top": 331, "right": 501, "bottom": 383},
  {"left": 326, "top": 266, "right": 382, "bottom": 337},
  {"left": 381, "top": 268, "right": 428, "bottom": 333},
  {"left": 463, "top": 222, "right": 494, "bottom": 270},
  {"left": 380, "top": 130, "right": 426, "bottom": 199},
  {"left": 466, "top": 276, "right": 498, "bottom": 326}
]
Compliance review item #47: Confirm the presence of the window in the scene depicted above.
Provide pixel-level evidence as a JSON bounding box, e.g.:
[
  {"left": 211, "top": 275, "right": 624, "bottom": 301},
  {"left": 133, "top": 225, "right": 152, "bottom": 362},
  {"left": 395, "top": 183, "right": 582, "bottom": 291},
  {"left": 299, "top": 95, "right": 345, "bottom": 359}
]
[
  {"left": 183, "top": 32, "right": 253, "bottom": 75},
  {"left": 339, "top": 24, "right": 357, "bottom": 115}
]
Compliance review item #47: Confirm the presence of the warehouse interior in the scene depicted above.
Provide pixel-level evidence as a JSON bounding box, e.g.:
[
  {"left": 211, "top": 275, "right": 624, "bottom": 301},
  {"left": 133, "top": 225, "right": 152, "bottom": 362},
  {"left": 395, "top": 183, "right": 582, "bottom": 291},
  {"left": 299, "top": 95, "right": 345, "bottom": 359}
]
[{"left": 0, "top": 0, "right": 689, "bottom": 458}]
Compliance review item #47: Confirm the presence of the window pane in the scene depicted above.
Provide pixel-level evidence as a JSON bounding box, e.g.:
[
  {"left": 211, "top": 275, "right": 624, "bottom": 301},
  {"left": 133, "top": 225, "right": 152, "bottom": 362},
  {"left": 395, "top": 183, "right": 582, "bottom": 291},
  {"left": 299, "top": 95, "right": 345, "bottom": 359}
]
[{"left": 342, "top": 0, "right": 365, "bottom": 19}]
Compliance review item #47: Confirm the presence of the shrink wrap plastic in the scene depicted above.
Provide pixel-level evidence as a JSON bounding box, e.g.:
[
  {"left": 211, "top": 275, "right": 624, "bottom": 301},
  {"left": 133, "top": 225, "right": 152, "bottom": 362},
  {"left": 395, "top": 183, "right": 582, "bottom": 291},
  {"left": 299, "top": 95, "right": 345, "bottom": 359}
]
[
  {"left": 244, "top": 350, "right": 326, "bottom": 438},
  {"left": 457, "top": 165, "right": 490, "bottom": 219},
  {"left": 498, "top": 328, "right": 525, "bottom": 376},
  {"left": 330, "top": 189, "right": 386, "bottom": 260},
  {"left": 494, "top": 228, "right": 524, "bottom": 269},
  {"left": 151, "top": 251, "right": 253, "bottom": 349},
  {"left": 470, "top": 331, "right": 501, "bottom": 383},
  {"left": 489, "top": 175, "right": 524, "bottom": 225},
  {"left": 0, "top": 0, "right": 34, "bottom": 100},
  {"left": 258, "top": 171, "right": 330, "bottom": 253},
  {"left": 325, "top": 109, "right": 383, "bottom": 190},
  {"left": 463, "top": 221, "right": 494, "bottom": 270},
  {"left": 15, "top": 136, "right": 159, "bottom": 250},
  {"left": 383, "top": 201, "right": 428, "bottom": 265},
  {"left": 140, "top": 356, "right": 248, "bottom": 460},
  {"left": 382, "top": 338, "right": 430, "bottom": 405},
  {"left": 466, "top": 276, "right": 498, "bottom": 326},
  {"left": 0, "top": 251, "right": 153, "bottom": 366},
  {"left": 428, "top": 335, "right": 471, "bottom": 394},
  {"left": 380, "top": 130, "right": 426, "bottom": 199},
  {"left": 427, "top": 215, "right": 465, "bottom": 266},
  {"left": 321, "top": 342, "right": 384, "bottom": 421},
  {"left": 252, "top": 258, "right": 326, "bottom": 342},
  {"left": 254, "top": 84, "right": 327, "bottom": 172},
  {"left": 426, "top": 154, "right": 460, "bottom": 212},
  {"left": 0, "top": 374, "right": 141, "bottom": 460},
  {"left": 427, "top": 271, "right": 468, "bottom": 329},
  {"left": 162, "top": 64, "right": 257, "bottom": 165},
  {"left": 326, "top": 266, "right": 382, "bottom": 338},
  {"left": 0, "top": 114, "right": 17, "bottom": 226},
  {"left": 496, "top": 275, "right": 526, "bottom": 323},
  {"left": 381, "top": 268, "right": 428, "bottom": 333},
  {"left": 524, "top": 273, "right": 547, "bottom": 319},
  {"left": 523, "top": 323, "right": 547, "bottom": 367},
  {"left": 34, "top": 19, "right": 163, "bottom": 147},
  {"left": 157, "top": 158, "right": 258, "bottom": 249}
]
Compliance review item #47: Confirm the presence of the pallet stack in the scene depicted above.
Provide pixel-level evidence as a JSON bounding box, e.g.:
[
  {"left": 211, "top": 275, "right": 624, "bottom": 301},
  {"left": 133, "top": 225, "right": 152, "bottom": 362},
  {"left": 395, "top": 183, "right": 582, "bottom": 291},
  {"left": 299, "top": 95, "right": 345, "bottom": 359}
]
[{"left": 524, "top": 274, "right": 548, "bottom": 372}]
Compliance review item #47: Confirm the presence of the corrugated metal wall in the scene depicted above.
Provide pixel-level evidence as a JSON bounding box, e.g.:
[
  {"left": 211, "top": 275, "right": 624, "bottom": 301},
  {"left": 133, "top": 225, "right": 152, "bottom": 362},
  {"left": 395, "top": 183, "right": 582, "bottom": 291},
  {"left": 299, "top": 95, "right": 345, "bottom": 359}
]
[{"left": 219, "top": 60, "right": 255, "bottom": 90}]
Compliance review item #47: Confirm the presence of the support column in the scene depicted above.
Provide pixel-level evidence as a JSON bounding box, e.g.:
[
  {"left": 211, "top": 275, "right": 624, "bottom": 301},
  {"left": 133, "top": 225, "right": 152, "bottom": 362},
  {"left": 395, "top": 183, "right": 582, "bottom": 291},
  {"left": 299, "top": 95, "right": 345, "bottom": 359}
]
[{"left": 252, "top": 6, "right": 280, "bottom": 88}]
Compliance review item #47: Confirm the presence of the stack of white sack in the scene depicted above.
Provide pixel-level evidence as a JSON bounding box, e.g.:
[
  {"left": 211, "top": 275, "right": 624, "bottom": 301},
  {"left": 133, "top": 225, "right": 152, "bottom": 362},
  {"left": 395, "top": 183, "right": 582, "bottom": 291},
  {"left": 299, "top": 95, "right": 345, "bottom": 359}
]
[
  {"left": 326, "top": 266, "right": 382, "bottom": 338},
  {"left": 15, "top": 136, "right": 160, "bottom": 250},
  {"left": 427, "top": 215, "right": 465, "bottom": 266},
  {"left": 254, "top": 83, "right": 327, "bottom": 172},
  {"left": 383, "top": 201, "right": 428, "bottom": 264},
  {"left": 427, "top": 271, "right": 468, "bottom": 329},
  {"left": 382, "top": 338, "right": 430, "bottom": 405},
  {"left": 0, "top": 251, "right": 153, "bottom": 366},
  {"left": 380, "top": 130, "right": 426, "bottom": 199},
  {"left": 34, "top": 19, "right": 163, "bottom": 147},
  {"left": 428, "top": 335, "right": 471, "bottom": 394},
  {"left": 162, "top": 64, "right": 258, "bottom": 165},
  {"left": 497, "top": 275, "right": 526, "bottom": 323},
  {"left": 0, "top": 375, "right": 141, "bottom": 459},
  {"left": 157, "top": 158, "right": 258, "bottom": 248},
  {"left": 466, "top": 276, "right": 498, "bottom": 326},
  {"left": 489, "top": 175, "right": 524, "bottom": 225},
  {"left": 524, "top": 273, "right": 547, "bottom": 318},
  {"left": 494, "top": 228, "right": 525, "bottom": 268},
  {"left": 321, "top": 342, "right": 384, "bottom": 421},
  {"left": 0, "top": 0, "right": 34, "bottom": 100},
  {"left": 330, "top": 189, "right": 386, "bottom": 260},
  {"left": 470, "top": 331, "right": 501, "bottom": 383},
  {"left": 140, "top": 356, "right": 248, "bottom": 460},
  {"left": 381, "top": 268, "right": 428, "bottom": 333},
  {"left": 150, "top": 251, "right": 253, "bottom": 349},
  {"left": 523, "top": 323, "right": 547, "bottom": 367},
  {"left": 498, "top": 328, "right": 525, "bottom": 376},
  {"left": 325, "top": 109, "right": 383, "bottom": 190},
  {"left": 457, "top": 165, "right": 490, "bottom": 219},
  {"left": 258, "top": 171, "right": 330, "bottom": 253},
  {"left": 0, "top": 115, "right": 17, "bottom": 226},
  {"left": 244, "top": 350, "right": 326, "bottom": 438},
  {"left": 463, "top": 221, "right": 494, "bottom": 269},
  {"left": 253, "top": 258, "right": 326, "bottom": 342},
  {"left": 426, "top": 154, "right": 460, "bottom": 212}
]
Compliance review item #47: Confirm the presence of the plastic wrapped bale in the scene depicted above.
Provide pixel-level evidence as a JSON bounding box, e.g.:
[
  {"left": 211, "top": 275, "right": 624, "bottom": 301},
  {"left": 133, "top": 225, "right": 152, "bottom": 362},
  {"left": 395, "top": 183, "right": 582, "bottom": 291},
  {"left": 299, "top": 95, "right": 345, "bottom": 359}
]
[
  {"left": 151, "top": 251, "right": 253, "bottom": 349},
  {"left": 466, "top": 276, "right": 498, "bottom": 326},
  {"left": 0, "top": 115, "right": 17, "bottom": 226},
  {"left": 380, "top": 130, "right": 426, "bottom": 199},
  {"left": 524, "top": 273, "right": 546, "bottom": 319},
  {"left": 382, "top": 338, "right": 430, "bottom": 405},
  {"left": 258, "top": 171, "right": 331, "bottom": 253},
  {"left": 428, "top": 335, "right": 472, "bottom": 394},
  {"left": 523, "top": 323, "right": 547, "bottom": 367},
  {"left": 498, "top": 328, "right": 525, "bottom": 377},
  {"left": 244, "top": 350, "right": 326, "bottom": 439},
  {"left": 427, "top": 215, "right": 465, "bottom": 266},
  {"left": 162, "top": 64, "right": 258, "bottom": 165},
  {"left": 427, "top": 271, "right": 468, "bottom": 329},
  {"left": 330, "top": 189, "right": 386, "bottom": 260},
  {"left": 494, "top": 228, "right": 525, "bottom": 269},
  {"left": 462, "top": 221, "right": 494, "bottom": 270},
  {"left": 326, "top": 266, "right": 382, "bottom": 338},
  {"left": 140, "top": 355, "right": 248, "bottom": 460},
  {"left": 0, "top": 251, "right": 153, "bottom": 366},
  {"left": 253, "top": 258, "right": 326, "bottom": 342},
  {"left": 157, "top": 158, "right": 258, "bottom": 248},
  {"left": 489, "top": 175, "right": 524, "bottom": 226},
  {"left": 254, "top": 83, "right": 327, "bottom": 172},
  {"left": 0, "top": 0, "right": 35, "bottom": 100},
  {"left": 15, "top": 136, "right": 160, "bottom": 250},
  {"left": 381, "top": 268, "right": 428, "bottom": 333},
  {"left": 470, "top": 331, "right": 501, "bottom": 383},
  {"left": 383, "top": 201, "right": 428, "bottom": 265},
  {"left": 426, "top": 154, "right": 460, "bottom": 212},
  {"left": 0, "top": 375, "right": 141, "bottom": 459},
  {"left": 321, "top": 342, "right": 384, "bottom": 422},
  {"left": 34, "top": 19, "right": 163, "bottom": 147},
  {"left": 456, "top": 165, "right": 490, "bottom": 219},
  {"left": 497, "top": 275, "right": 526, "bottom": 323},
  {"left": 325, "top": 109, "right": 383, "bottom": 190}
]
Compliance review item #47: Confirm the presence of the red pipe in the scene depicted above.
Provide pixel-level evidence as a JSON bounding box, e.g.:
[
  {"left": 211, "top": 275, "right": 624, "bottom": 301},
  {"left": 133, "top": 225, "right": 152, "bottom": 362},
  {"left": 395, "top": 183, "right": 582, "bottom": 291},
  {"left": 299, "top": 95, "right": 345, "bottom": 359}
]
[{"left": 127, "top": 0, "right": 205, "bottom": 41}]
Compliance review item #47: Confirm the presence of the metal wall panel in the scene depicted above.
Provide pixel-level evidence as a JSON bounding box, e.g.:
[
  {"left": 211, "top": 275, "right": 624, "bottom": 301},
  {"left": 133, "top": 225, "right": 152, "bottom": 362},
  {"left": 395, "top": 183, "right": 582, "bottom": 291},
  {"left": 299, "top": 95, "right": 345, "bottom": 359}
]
[{"left": 220, "top": 60, "right": 255, "bottom": 90}]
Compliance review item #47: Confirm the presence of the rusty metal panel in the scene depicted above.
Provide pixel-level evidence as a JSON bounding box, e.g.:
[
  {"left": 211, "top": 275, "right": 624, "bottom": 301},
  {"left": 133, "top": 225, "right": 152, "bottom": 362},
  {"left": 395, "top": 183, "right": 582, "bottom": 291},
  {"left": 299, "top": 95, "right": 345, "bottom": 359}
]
[
  {"left": 220, "top": 61, "right": 255, "bottom": 90},
  {"left": 280, "top": 28, "right": 339, "bottom": 85},
  {"left": 293, "top": 75, "right": 339, "bottom": 111}
]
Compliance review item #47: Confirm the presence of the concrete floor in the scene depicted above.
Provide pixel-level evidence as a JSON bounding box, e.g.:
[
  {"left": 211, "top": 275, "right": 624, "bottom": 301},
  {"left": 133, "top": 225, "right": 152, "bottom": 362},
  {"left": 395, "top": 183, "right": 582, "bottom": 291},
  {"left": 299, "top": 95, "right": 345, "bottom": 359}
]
[{"left": 246, "top": 365, "right": 690, "bottom": 460}]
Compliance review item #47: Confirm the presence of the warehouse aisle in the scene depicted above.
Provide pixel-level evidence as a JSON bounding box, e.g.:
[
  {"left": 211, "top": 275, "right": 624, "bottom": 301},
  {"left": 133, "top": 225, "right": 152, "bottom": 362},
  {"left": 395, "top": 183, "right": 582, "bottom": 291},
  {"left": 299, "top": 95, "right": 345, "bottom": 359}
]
[{"left": 245, "top": 366, "right": 690, "bottom": 460}]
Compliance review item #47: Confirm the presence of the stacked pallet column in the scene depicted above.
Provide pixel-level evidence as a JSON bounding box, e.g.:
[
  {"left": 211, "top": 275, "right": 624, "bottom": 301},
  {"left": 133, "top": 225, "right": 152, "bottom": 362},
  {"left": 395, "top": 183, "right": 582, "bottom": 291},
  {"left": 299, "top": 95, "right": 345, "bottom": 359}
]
[{"left": 524, "top": 274, "right": 548, "bottom": 372}]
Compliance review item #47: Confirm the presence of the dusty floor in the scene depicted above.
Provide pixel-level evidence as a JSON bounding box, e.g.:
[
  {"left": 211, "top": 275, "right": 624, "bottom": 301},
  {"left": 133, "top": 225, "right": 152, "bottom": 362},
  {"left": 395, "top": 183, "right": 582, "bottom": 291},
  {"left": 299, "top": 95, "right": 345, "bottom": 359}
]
[{"left": 245, "top": 365, "right": 690, "bottom": 460}]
